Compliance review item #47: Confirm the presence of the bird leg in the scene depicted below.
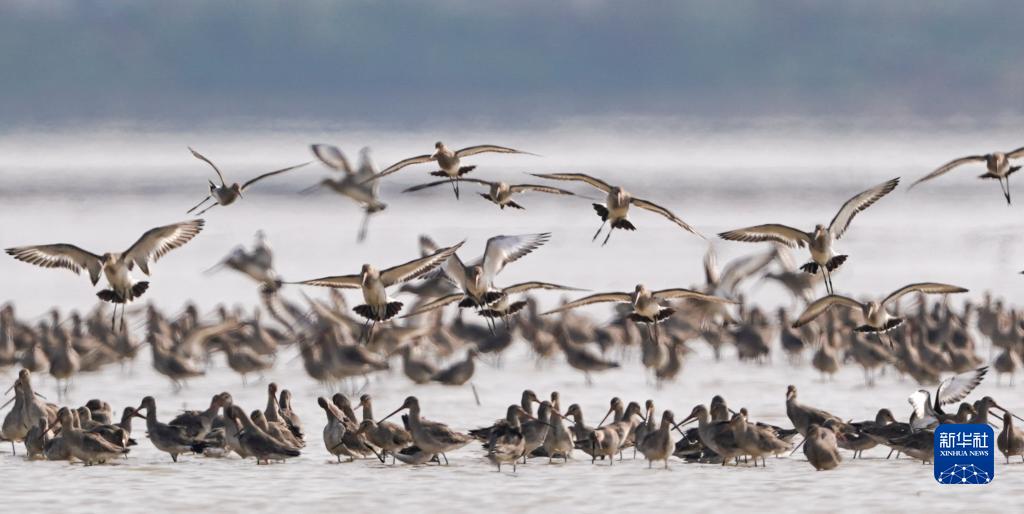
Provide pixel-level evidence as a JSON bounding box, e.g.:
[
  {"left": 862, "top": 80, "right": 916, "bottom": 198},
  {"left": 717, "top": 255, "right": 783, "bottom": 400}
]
[
  {"left": 187, "top": 195, "right": 212, "bottom": 214},
  {"left": 357, "top": 211, "right": 371, "bottom": 243},
  {"left": 602, "top": 228, "right": 613, "bottom": 246},
  {"left": 592, "top": 221, "right": 607, "bottom": 242},
  {"left": 196, "top": 202, "right": 219, "bottom": 216}
]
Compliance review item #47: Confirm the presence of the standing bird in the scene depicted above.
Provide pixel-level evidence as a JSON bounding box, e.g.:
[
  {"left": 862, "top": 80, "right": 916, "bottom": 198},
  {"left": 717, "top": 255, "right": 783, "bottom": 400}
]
[
  {"left": 530, "top": 173, "right": 703, "bottom": 245},
  {"left": 363, "top": 141, "right": 534, "bottom": 199},
  {"left": 997, "top": 412, "right": 1024, "bottom": 464},
  {"left": 403, "top": 178, "right": 575, "bottom": 210},
  {"left": 792, "top": 283, "right": 968, "bottom": 346},
  {"left": 542, "top": 284, "right": 734, "bottom": 345},
  {"left": 910, "top": 146, "right": 1024, "bottom": 204},
  {"left": 638, "top": 410, "right": 676, "bottom": 469},
  {"left": 305, "top": 145, "right": 387, "bottom": 242},
  {"left": 186, "top": 147, "right": 310, "bottom": 215},
  {"left": 803, "top": 423, "right": 842, "bottom": 471},
  {"left": 718, "top": 177, "right": 899, "bottom": 294},
  {"left": 5, "top": 220, "right": 204, "bottom": 330},
  {"left": 290, "top": 241, "right": 464, "bottom": 339}
]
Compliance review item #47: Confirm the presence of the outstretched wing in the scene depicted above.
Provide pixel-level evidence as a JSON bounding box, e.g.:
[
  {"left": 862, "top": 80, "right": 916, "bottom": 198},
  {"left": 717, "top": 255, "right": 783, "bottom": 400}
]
[
  {"left": 454, "top": 144, "right": 531, "bottom": 157},
  {"left": 481, "top": 233, "right": 551, "bottom": 282},
  {"left": 828, "top": 177, "right": 899, "bottom": 239},
  {"left": 380, "top": 241, "right": 465, "bottom": 286},
  {"left": 241, "top": 161, "right": 311, "bottom": 191},
  {"left": 529, "top": 173, "right": 613, "bottom": 193},
  {"left": 399, "top": 294, "right": 464, "bottom": 318},
  {"left": 123, "top": 219, "right": 205, "bottom": 275},
  {"left": 935, "top": 366, "right": 988, "bottom": 406},
  {"left": 908, "top": 155, "right": 986, "bottom": 189},
  {"left": 188, "top": 147, "right": 227, "bottom": 185},
  {"left": 294, "top": 274, "right": 361, "bottom": 289},
  {"left": 792, "top": 295, "right": 863, "bottom": 327},
  {"left": 882, "top": 282, "right": 967, "bottom": 307},
  {"left": 367, "top": 153, "right": 434, "bottom": 181},
  {"left": 540, "top": 292, "right": 632, "bottom": 315},
  {"left": 719, "top": 248, "right": 776, "bottom": 294},
  {"left": 5, "top": 244, "right": 103, "bottom": 285},
  {"left": 718, "top": 224, "right": 812, "bottom": 248},
  {"left": 1005, "top": 146, "right": 1024, "bottom": 159},
  {"left": 630, "top": 197, "right": 704, "bottom": 238},
  {"left": 502, "top": 281, "right": 586, "bottom": 295},
  {"left": 311, "top": 144, "right": 353, "bottom": 173},
  {"left": 508, "top": 184, "right": 575, "bottom": 195},
  {"left": 652, "top": 288, "right": 736, "bottom": 304},
  {"left": 403, "top": 178, "right": 490, "bottom": 194},
  {"left": 703, "top": 246, "right": 720, "bottom": 285}
]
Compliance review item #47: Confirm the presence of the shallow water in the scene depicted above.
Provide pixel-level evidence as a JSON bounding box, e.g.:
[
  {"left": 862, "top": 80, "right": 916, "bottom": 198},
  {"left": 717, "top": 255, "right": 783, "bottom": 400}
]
[{"left": 0, "top": 126, "right": 1022, "bottom": 512}]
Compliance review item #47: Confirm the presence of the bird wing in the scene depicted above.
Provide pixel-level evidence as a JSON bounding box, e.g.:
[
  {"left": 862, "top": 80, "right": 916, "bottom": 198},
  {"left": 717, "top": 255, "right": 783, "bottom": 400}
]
[
  {"left": 294, "top": 274, "right": 361, "bottom": 289},
  {"left": 528, "top": 173, "right": 612, "bottom": 193},
  {"left": 403, "top": 178, "right": 491, "bottom": 194},
  {"left": 792, "top": 295, "right": 864, "bottom": 327},
  {"left": 369, "top": 153, "right": 434, "bottom": 180},
  {"left": 935, "top": 366, "right": 988, "bottom": 407},
  {"left": 508, "top": 184, "right": 575, "bottom": 195},
  {"left": 481, "top": 233, "right": 551, "bottom": 283},
  {"left": 703, "top": 246, "right": 720, "bottom": 285},
  {"left": 502, "top": 281, "right": 586, "bottom": 295},
  {"left": 906, "top": 390, "right": 930, "bottom": 421},
  {"left": 1005, "top": 146, "right": 1024, "bottom": 159},
  {"left": 454, "top": 144, "right": 530, "bottom": 157},
  {"left": 652, "top": 288, "right": 736, "bottom": 304},
  {"left": 399, "top": 294, "right": 464, "bottom": 318},
  {"left": 718, "top": 224, "right": 811, "bottom": 248},
  {"left": 630, "top": 198, "right": 704, "bottom": 238},
  {"left": 909, "top": 155, "right": 987, "bottom": 189},
  {"left": 123, "top": 220, "right": 205, "bottom": 275},
  {"left": 311, "top": 144, "right": 353, "bottom": 174},
  {"left": 540, "top": 292, "right": 633, "bottom": 315},
  {"left": 435, "top": 252, "right": 469, "bottom": 288},
  {"left": 719, "top": 248, "right": 777, "bottom": 294},
  {"left": 5, "top": 244, "right": 103, "bottom": 285},
  {"left": 381, "top": 241, "right": 465, "bottom": 286},
  {"left": 418, "top": 235, "right": 439, "bottom": 256},
  {"left": 241, "top": 162, "right": 311, "bottom": 191},
  {"left": 188, "top": 147, "right": 227, "bottom": 185},
  {"left": 828, "top": 177, "right": 899, "bottom": 239},
  {"left": 882, "top": 282, "right": 968, "bottom": 307}
]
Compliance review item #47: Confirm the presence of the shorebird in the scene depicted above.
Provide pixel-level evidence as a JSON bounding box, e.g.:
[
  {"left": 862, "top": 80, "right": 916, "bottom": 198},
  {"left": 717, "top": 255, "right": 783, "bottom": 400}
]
[
  {"left": 186, "top": 147, "right": 310, "bottom": 215},
  {"left": 785, "top": 385, "right": 846, "bottom": 437},
  {"left": 317, "top": 397, "right": 348, "bottom": 462},
  {"left": 357, "top": 394, "right": 412, "bottom": 464},
  {"left": 5, "top": 220, "right": 204, "bottom": 330},
  {"left": 729, "top": 413, "right": 792, "bottom": 466},
  {"left": 803, "top": 423, "right": 842, "bottom": 471},
  {"left": 206, "top": 231, "right": 281, "bottom": 292},
  {"left": 168, "top": 392, "right": 230, "bottom": 440},
  {"left": 485, "top": 405, "right": 529, "bottom": 472},
  {"left": 638, "top": 410, "right": 676, "bottom": 469},
  {"left": 719, "top": 177, "right": 899, "bottom": 294},
  {"left": 305, "top": 145, "right": 387, "bottom": 242},
  {"left": 364, "top": 142, "right": 534, "bottom": 199},
  {"left": 291, "top": 240, "right": 464, "bottom": 339},
  {"left": 792, "top": 283, "right": 968, "bottom": 346},
  {"left": 402, "top": 281, "right": 581, "bottom": 325},
  {"left": 542, "top": 285, "right": 734, "bottom": 344},
  {"left": 530, "top": 173, "right": 703, "bottom": 245},
  {"left": 907, "top": 366, "right": 989, "bottom": 431},
  {"left": 134, "top": 396, "right": 208, "bottom": 462},
  {"left": 380, "top": 396, "right": 471, "bottom": 465},
  {"left": 997, "top": 412, "right": 1024, "bottom": 463},
  {"left": 404, "top": 178, "right": 575, "bottom": 209},
  {"left": 910, "top": 146, "right": 1024, "bottom": 204},
  {"left": 677, "top": 404, "right": 743, "bottom": 466},
  {"left": 51, "top": 407, "right": 129, "bottom": 465},
  {"left": 227, "top": 405, "right": 301, "bottom": 464}
]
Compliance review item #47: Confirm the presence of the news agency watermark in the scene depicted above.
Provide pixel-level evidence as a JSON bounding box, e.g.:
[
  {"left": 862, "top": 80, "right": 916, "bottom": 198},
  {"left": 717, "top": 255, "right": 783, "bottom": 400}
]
[{"left": 934, "top": 424, "right": 995, "bottom": 484}]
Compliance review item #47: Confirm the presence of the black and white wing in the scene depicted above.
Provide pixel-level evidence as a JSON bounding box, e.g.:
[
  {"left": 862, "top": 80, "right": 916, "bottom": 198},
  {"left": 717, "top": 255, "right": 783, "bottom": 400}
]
[
  {"left": 123, "top": 219, "right": 205, "bottom": 275},
  {"left": 5, "top": 244, "right": 103, "bottom": 285},
  {"left": 529, "top": 173, "right": 613, "bottom": 193},
  {"left": 630, "top": 198, "right": 704, "bottom": 238},
  {"left": 652, "top": 288, "right": 736, "bottom": 304},
  {"left": 311, "top": 144, "right": 353, "bottom": 174},
  {"left": 882, "top": 282, "right": 968, "bottom": 308},
  {"left": 508, "top": 184, "right": 575, "bottom": 196},
  {"left": 718, "top": 224, "right": 812, "bottom": 248},
  {"left": 366, "top": 153, "right": 435, "bottom": 181},
  {"left": 792, "top": 295, "right": 864, "bottom": 328},
  {"left": 502, "top": 282, "right": 585, "bottom": 295},
  {"left": 909, "top": 155, "right": 987, "bottom": 189},
  {"left": 828, "top": 177, "right": 899, "bottom": 239},
  {"left": 380, "top": 241, "right": 465, "bottom": 286},
  {"left": 241, "top": 161, "right": 311, "bottom": 191},
  {"left": 935, "top": 366, "right": 988, "bottom": 407},
  {"left": 454, "top": 144, "right": 531, "bottom": 157},
  {"left": 188, "top": 147, "right": 227, "bottom": 185},
  {"left": 540, "top": 292, "right": 633, "bottom": 315},
  {"left": 481, "top": 233, "right": 551, "bottom": 283}
]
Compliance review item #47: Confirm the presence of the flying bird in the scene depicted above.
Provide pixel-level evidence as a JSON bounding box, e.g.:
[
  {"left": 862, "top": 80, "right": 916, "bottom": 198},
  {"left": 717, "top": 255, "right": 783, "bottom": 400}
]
[
  {"left": 403, "top": 178, "right": 575, "bottom": 210},
  {"left": 363, "top": 142, "right": 534, "bottom": 199},
  {"left": 530, "top": 173, "right": 703, "bottom": 245},
  {"left": 402, "top": 281, "right": 583, "bottom": 325},
  {"left": 910, "top": 146, "right": 1024, "bottom": 205},
  {"left": 5, "top": 220, "right": 205, "bottom": 330},
  {"left": 186, "top": 147, "right": 311, "bottom": 216},
  {"left": 718, "top": 177, "right": 899, "bottom": 294},
  {"left": 791, "top": 282, "right": 968, "bottom": 346},
  {"left": 304, "top": 145, "right": 387, "bottom": 242},
  {"left": 542, "top": 284, "right": 735, "bottom": 344},
  {"left": 907, "top": 367, "right": 989, "bottom": 431},
  {"left": 290, "top": 240, "right": 464, "bottom": 340}
]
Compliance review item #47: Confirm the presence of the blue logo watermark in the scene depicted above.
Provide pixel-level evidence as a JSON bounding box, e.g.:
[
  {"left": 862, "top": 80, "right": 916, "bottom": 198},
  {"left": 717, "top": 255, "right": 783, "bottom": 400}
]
[{"left": 934, "top": 424, "right": 995, "bottom": 484}]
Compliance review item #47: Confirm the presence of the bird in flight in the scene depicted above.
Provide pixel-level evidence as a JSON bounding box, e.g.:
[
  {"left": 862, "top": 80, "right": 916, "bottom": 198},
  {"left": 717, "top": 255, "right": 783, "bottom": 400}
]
[
  {"left": 718, "top": 177, "right": 899, "bottom": 294},
  {"left": 186, "top": 147, "right": 311, "bottom": 215},
  {"left": 362, "top": 142, "right": 534, "bottom": 199},
  {"left": 304, "top": 145, "right": 387, "bottom": 242},
  {"left": 530, "top": 173, "right": 703, "bottom": 245},
  {"left": 5, "top": 220, "right": 205, "bottom": 330},
  {"left": 910, "top": 145, "right": 1024, "bottom": 205},
  {"left": 403, "top": 178, "right": 575, "bottom": 210}
]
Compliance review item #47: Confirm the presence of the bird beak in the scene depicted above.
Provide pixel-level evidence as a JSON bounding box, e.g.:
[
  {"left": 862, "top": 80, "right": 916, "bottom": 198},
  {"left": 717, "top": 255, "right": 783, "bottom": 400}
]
[
  {"left": 0, "top": 396, "right": 14, "bottom": 410},
  {"left": 992, "top": 403, "right": 1024, "bottom": 424},
  {"left": 597, "top": 407, "right": 614, "bottom": 428},
  {"left": 380, "top": 406, "right": 404, "bottom": 423},
  {"left": 353, "top": 403, "right": 363, "bottom": 411},
  {"left": 44, "top": 423, "right": 61, "bottom": 435},
  {"left": 672, "top": 415, "right": 697, "bottom": 433}
]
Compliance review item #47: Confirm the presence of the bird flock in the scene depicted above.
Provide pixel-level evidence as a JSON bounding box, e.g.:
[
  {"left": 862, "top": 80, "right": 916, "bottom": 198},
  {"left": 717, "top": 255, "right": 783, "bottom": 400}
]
[{"left": 2, "top": 140, "right": 1024, "bottom": 472}]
